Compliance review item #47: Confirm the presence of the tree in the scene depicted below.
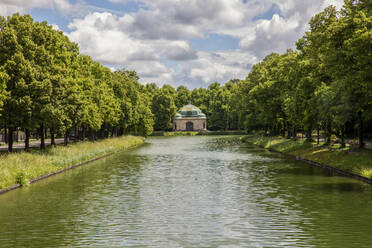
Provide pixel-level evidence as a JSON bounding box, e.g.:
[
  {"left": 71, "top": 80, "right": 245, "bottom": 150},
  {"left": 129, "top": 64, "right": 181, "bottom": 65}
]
[
  {"left": 0, "top": 14, "right": 37, "bottom": 151},
  {"left": 175, "top": 86, "right": 191, "bottom": 109},
  {"left": 323, "top": 1, "right": 372, "bottom": 147},
  {"left": 151, "top": 89, "right": 177, "bottom": 131}
]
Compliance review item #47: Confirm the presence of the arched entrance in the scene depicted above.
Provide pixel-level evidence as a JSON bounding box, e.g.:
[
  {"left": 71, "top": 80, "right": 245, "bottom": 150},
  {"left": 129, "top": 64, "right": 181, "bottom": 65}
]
[{"left": 186, "top": 121, "right": 194, "bottom": 131}]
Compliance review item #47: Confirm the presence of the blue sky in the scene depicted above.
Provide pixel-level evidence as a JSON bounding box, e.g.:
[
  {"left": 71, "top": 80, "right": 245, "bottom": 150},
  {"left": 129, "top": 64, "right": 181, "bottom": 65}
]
[{"left": 0, "top": 0, "right": 343, "bottom": 88}]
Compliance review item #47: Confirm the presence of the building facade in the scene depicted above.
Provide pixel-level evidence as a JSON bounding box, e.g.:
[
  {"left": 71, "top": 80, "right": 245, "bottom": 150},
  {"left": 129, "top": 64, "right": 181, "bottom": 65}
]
[{"left": 173, "top": 103, "right": 207, "bottom": 131}]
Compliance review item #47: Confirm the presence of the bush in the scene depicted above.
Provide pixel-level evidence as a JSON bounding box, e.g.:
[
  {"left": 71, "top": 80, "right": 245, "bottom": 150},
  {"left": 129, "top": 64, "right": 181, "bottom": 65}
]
[{"left": 15, "top": 171, "right": 29, "bottom": 186}]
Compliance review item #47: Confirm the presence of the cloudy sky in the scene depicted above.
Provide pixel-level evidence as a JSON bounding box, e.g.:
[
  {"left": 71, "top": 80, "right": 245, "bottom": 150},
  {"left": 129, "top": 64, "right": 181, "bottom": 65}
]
[{"left": 0, "top": 0, "right": 343, "bottom": 88}]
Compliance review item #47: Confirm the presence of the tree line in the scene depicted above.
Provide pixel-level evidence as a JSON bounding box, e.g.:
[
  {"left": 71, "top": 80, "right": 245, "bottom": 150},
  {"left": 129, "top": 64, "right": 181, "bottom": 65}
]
[
  {"left": 0, "top": 14, "right": 154, "bottom": 152},
  {"left": 0, "top": 0, "right": 370, "bottom": 151},
  {"left": 147, "top": 0, "right": 372, "bottom": 148},
  {"left": 0, "top": 13, "right": 249, "bottom": 153},
  {"left": 233, "top": 0, "right": 371, "bottom": 148}
]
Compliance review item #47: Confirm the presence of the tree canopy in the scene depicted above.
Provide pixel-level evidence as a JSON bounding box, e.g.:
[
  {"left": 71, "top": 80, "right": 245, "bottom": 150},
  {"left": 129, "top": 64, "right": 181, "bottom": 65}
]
[{"left": 0, "top": 0, "right": 370, "bottom": 151}]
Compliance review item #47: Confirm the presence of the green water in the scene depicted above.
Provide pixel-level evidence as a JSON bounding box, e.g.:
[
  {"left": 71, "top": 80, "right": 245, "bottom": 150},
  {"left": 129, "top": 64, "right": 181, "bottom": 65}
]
[{"left": 1, "top": 136, "right": 372, "bottom": 247}]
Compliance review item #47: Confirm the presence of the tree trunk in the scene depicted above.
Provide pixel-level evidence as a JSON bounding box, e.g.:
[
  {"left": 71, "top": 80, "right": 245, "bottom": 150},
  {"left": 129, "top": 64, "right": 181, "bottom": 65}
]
[
  {"left": 88, "top": 127, "right": 94, "bottom": 141},
  {"left": 51, "top": 128, "right": 56, "bottom": 147},
  {"left": 40, "top": 125, "right": 46, "bottom": 150},
  {"left": 306, "top": 129, "right": 312, "bottom": 140},
  {"left": 82, "top": 126, "right": 86, "bottom": 141},
  {"left": 64, "top": 131, "right": 69, "bottom": 146},
  {"left": 341, "top": 127, "right": 346, "bottom": 148},
  {"left": 292, "top": 128, "right": 297, "bottom": 140},
  {"left": 25, "top": 129, "right": 30, "bottom": 152},
  {"left": 359, "top": 111, "right": 364, "bottom": 149},
  {"left": 8, "top": 127, "right": 14, "bottom": 152},
  {"left": 99, "top": 125, "right": 104, "bottom": 139},
  {"left": 325, "top": 122, "right": 332, "bottom": 145},
  {"left": 317, "top": 126, "right": 320, "bottom": 145},
  {"left": 4, "top": 125, "right": 7, "bottom": 144}
]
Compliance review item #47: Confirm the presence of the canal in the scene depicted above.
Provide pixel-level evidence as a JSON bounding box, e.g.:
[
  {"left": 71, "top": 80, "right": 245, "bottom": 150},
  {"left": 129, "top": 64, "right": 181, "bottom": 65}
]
[{"left": 1, "top": 136, "right": 372, "bottom": 247}]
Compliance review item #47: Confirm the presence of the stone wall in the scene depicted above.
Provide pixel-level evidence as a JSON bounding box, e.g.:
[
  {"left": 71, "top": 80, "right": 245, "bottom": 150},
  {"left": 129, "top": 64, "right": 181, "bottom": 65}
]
[{"left": 173, "top": 118, "right": 207, "bottom": 131}]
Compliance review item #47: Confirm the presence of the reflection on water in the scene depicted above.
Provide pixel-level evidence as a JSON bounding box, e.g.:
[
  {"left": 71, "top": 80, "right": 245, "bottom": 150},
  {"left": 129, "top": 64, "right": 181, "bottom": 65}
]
[{"left": 1, "top": 136, "right": 372, "bottom": 247}]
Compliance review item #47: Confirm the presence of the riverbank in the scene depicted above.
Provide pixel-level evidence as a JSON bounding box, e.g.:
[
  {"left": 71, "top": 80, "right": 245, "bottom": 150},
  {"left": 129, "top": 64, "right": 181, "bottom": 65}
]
[
  {"left": 242, "top": 135, "right": 372, "bottom": 180},
  {"left": 0, "top": 135, "right": 144, "bottom": 191},
  {"left": 151, "top": 130, "right": 247, "bottom": 136}
]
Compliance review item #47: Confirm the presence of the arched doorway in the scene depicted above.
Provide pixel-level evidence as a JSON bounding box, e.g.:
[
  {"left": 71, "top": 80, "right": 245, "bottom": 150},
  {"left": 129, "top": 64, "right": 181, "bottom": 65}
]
[{"left": 186, "top": 121, "right": 194, "bottom": 131}]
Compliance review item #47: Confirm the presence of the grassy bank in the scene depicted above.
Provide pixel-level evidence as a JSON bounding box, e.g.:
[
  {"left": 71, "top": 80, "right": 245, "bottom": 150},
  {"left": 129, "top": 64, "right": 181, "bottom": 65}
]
[
  {"left": 151, "top": 130, "right": 247, "bottom": 136},
  {"left": 0, "top": 135, "right": 144, "bottom": 190},
  {"left": 242, "top": 135, "right": 372, "bottom": 179}
]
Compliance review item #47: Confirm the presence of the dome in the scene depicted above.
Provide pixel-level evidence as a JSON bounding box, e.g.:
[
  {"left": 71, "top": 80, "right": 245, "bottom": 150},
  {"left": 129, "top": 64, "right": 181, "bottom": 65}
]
[{"left": 176, "top": 103, "right": 206, "bottom": 119}]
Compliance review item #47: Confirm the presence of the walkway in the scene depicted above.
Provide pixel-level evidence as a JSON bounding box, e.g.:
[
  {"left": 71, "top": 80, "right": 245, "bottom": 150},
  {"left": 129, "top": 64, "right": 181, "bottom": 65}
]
[{"left": 0, "top": 138, "right": 65, "bottom": 152}]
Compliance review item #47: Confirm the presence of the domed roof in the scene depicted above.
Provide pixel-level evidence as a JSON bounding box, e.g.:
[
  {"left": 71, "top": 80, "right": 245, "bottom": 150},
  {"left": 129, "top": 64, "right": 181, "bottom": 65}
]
[
  {"left": 179, "top": 104, "right": 202, "bottom": 113},
  {"left": 176, "top": 103, "right": 206, "bottom": 119}
]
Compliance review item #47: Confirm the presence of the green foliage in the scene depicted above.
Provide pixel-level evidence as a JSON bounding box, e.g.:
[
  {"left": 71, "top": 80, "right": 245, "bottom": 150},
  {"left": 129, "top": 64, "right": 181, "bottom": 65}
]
[
  {"left": 163, "top": 131, "right": 198, "bottom": 136},
  {"left": 0, "top": 14, "right": 155, "bottom": 151},
  {"left": 1, "top": 5, "right": 371, "bottom": 152},
  {"left": 152, "top": 130, "right": 246, "bottom": 136},
  {"left": 151, "top": 87, "right": 177, "bottom": 131},
  {"left": 175, "top": 86, "right": 191, "bottom": 108},
  {"left": 15, "top": 171, "right": 29, "bottom": 186},
  {"left": 243, "top": 135, "right": 372, "bottom": 179},
  {"left": 0, "top": 136, "right": 144, "bottom": 189},
  {"left": 229, "top": 1, "right": 372, "bottom": 147}
]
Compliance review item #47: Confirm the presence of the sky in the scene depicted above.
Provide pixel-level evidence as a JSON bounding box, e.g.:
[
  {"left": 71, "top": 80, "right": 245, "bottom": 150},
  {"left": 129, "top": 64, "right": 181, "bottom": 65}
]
[{"left": 0, "top": 0, "right": 344, "bottom": 89}]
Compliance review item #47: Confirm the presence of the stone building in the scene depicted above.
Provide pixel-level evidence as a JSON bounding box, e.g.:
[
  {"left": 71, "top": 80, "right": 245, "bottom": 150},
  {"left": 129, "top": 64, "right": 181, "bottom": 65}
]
[{"left": 173, "top": 103, "right": 207, "bottom": 131}]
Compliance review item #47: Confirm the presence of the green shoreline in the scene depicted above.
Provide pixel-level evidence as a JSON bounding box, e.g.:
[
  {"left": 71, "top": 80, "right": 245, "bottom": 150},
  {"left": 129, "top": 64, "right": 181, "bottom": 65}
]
[
  {"left": 242, "top": 135, "right": 372, "bottom": 183},
  {"left": 0, "top": 136, "right": 144, "bottom": 192},
  {"left": 151, "top": 130, "right": 247, "bottom": 136}
]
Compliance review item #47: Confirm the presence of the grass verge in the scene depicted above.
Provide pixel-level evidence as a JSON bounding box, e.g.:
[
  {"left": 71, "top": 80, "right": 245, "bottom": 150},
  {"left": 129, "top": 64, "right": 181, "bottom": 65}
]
[
  {"left": 0, "top": 135, "right": 144, "bottom": 190},
  {"left": 151, "top": 130, "right": 247, "bottom": 136},
  {"left": 242, "top": 135, "right": 372, "bottom": 179}
]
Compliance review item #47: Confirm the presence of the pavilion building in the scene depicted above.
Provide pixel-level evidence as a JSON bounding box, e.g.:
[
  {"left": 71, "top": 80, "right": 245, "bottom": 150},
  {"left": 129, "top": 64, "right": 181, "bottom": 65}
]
[{"left": 173, "top": 103, "right": 207, "bottom": 131}]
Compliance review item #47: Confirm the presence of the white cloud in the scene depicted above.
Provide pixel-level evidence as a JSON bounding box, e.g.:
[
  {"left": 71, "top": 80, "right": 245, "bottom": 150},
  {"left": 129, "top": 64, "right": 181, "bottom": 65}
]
[
  {"left": 0, "top": 4, "right": 23, "bottom": 17},
  {"left": 126, "top": 61, "right": 173, "bottom": 85},
  {"left": 67, "top": 12, "right": 175, "bottom": 85},
  {"left": 51, "top": 24, "right": 60, "bottom": 31},
  {"left": 173, "top": 50, "right": 258, "bottom": 88},
  {"left": 235, "top": 0, "right": 344, "bottom": 58},
  {"left": 239, "top": 13, "right": 301, "bottom": 58},
  {"left": 1, "top": 0, "right": 346, "bottom": 88},
  {"left": 0, "top": 0, "right": 72, "bottom": 17},
  {"left": 125, "top": 0, "right": 258, "bottom": 41},
  {"left": 156, "top": 40, "right": 198, "bottom": 61},
  {"left": 68, "top": 12, "right": 158, "bottom": 65},
  {"left": 66, "top": 0, "right": 347, "bottom": 88}
]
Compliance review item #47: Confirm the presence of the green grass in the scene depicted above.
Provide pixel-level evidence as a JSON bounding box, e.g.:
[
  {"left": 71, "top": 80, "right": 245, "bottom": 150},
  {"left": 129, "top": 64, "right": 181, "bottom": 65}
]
[
  {"left": 242, "top": 135, "right": 372, "bottom": 179},
  {"left": 0, "top": 136, "right": 144, "bottom": 190},
  {"left": 163, "top": 131, "right": 199, "bottom": 136},
  {"left": 151, "top": 130, "right": 247, "bottom": 136}
]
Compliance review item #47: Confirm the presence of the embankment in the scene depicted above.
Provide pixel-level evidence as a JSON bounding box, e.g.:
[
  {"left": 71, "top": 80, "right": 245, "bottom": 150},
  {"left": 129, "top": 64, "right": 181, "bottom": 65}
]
[
  {"left": 242, "top": 135, "right": 372, "bottom": 183},
  {"left": 151, "top": 130, "right": 247, "bottom": 136},
  {"left": 0, "top": 135, "right": 144, "bottom": 192}
]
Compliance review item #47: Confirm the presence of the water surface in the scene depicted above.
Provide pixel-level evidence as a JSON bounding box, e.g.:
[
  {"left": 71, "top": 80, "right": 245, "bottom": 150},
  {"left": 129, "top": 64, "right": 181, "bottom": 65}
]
[{"left": 1, "top": 136, "right": 372, "bottom": 247}]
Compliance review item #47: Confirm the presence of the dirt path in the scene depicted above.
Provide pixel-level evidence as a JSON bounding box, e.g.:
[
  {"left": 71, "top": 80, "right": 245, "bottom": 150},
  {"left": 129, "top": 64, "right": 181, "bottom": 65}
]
[
  {"left": 0, "top": 138, "right": 65, "bottom": 152},
  {"left": 365, "top": 140, "right": 372, "bottom": 149}
]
